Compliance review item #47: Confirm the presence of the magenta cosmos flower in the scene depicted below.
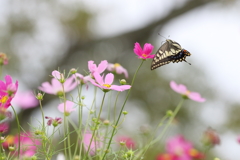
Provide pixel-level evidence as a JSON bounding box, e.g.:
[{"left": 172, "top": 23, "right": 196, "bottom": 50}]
[
  {"left": 38, "top": 75, "right": 77, "bottom": 96},
  {"left": 88, "top": 60, "right": 108, "bottom": 75},
  {"left": 58, "top": 100, "right": 76, "bottom": 116},
  {"left": 90, "top": 72, "right": 131, "bottom": 92},
  {"left": 170, "top": 81, "right": 205, "bottom": 102},
  {"left": 0, "top": 75, "right": 18, "bottom": 109},
  {"left": 83, "top": 132, "right": 103, "bottom": 155},
  {"left": 0, "top": 122, "right": 9, "bottom": 134},
  {"left": 12, "top": 91, "right": 39, "bottom": 109},
  {"left": 133, "top": 42, "right": 154, "bottom": 59},
  {"left": 107, "top": 63, "right": 128, "bottom": 78}
]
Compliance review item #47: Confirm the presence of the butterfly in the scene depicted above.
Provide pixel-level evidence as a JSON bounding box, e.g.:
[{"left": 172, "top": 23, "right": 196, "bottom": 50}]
[{"left": 151, "top": 39, "right": 191, "bottom": 70}]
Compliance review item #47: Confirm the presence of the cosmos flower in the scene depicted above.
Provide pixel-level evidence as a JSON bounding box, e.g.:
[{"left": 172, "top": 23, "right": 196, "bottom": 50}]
[
  {"left": 107, "top": 63, "right": 128, "bottom": 78},
  {"left": 0, "top": 75, "right": 18, "bottom": 109},
  {"left": 83, "top": 132, "right": 103, "bottom": 155},
  {"left": 38, "top": 76, "right": 77, "bottom": 96},
  {"left": 58, "top": 101, "right": 76, "bottom": 116},
  {"left": 0, "top": 122, "right": 9, "bottom": 134},
  {"left": 14, "top": 132, "right": 41, "bottom": 157},
  {"left": 202, "top": 127, "right": 220, "bottom": 147},
  {"left": 90, "top": 72, "right": 131, "bottom": 92},
  {"left": 133, "top": 42, "right": 154, "bottom": 59},
  {"left": 88, "top": 60, "right": 108, "bottom": 75},
  {"left": 45, "top": 116, "right": 62, "bottom": 127},
  {"left": 12, "top": 91, "right": 38, "bottom": 109},
  {"left": 170, "top": 81, "right": 205, "bottom": 102}
]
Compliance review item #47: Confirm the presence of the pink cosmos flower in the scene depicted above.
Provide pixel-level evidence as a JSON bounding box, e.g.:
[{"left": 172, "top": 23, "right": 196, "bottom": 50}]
[
  {"left": 83, "top": 132, "right": 103, "bottom": 155},
  {"left": 133, "top": 42, "right": 155, "bottom": 59},
  {"left": 74, "top": 73, "right": 92, "bottom": 90},
  {"left": 166, "top": 135, "right": 193, "bottom": 160},
  {"left": 58, "top": 101, "right": 76, "bottom": 116},
  {"left": 38, "top": 75, "right": 77, "bottom": 96},
  {"left": 0, "top": 75, "right": 18, "bottom": 109},
  {"left": 88, "top": 60, "right": 108, "bottom": 75},
  {"left": 52, "top": 70, "right": 64, "bottom": 81},
  {"left": 107, "top": 63, "right": 128, "bottom": 78},
  {"left": 12, "top": 91, "right": 39, "bottom": 109},
  {"left": 14, "top": 132, "right": 41, "bottom": 157},
  {"left": 117, "top": 136, "right": 136, "bottom": 149},
  {"left": 90, "top": 72, "right": 131, "bottom": 92},
  {"left": 0, "top": 122, "right": 9, "bottom": 134},
  {"left": 170, "top": 81, "right": 205, "bottom": 102}
]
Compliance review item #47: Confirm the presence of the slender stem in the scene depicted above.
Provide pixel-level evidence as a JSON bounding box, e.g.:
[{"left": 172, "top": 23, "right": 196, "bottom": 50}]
[
  {"left": 11, "top": 105, "right": 21, "bottom": 159},
  {"left": 73, "top": 83, "right": 83, "bottom": 158},
  {"left": 61, "top": 83, "right": 68, "bottom": 158},
  {"left": 39, "top": 100, "right": 45, "bottom": 131},
  {"left": 85, "top": 92, "right": 107, "bottom": 158},
  {"left": 82, "top": 87, "right": 97, "bottom": 159},
  {"left": 102, "top": 60, "right": 144, "bottom": 160},
  {"left": 114, "top": 92, "right": 120, "bottom": 123},
  {"left": 134, "top": 99, "right": 184, "bottom": 159}
]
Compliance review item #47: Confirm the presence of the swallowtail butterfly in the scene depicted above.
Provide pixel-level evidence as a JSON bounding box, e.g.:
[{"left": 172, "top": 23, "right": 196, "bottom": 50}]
[{"left": 151, "top": 39, "right": 191, "bottom": 70}]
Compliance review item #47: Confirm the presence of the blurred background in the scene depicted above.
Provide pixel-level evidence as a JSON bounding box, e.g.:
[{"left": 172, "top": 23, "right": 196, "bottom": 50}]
[{"left": 1, "top": 0, "right": 240, "bottom": 159}]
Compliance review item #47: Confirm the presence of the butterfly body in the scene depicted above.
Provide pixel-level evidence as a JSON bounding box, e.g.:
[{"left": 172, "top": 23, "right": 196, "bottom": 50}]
[{"left": 151, "top": 39, "right": 191, "bottom": 70}]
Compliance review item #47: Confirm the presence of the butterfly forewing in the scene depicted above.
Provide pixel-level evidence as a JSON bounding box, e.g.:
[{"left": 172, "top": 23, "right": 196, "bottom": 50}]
[{"left": 151, "top": 39, "right": 191, "bottom": 70}]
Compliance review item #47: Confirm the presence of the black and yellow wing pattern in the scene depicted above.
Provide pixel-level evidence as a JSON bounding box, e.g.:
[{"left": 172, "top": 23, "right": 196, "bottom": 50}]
[{"left": 151, "top": 39, "right": 191, "bottom": 70}]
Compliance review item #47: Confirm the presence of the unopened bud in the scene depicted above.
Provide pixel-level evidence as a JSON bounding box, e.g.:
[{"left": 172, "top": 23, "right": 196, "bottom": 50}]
[
  {"left": 122, "top": 111, "right": 128, "bottom": 115},
  {"left": 120, "top": 79, "right": 127, "bottom": 85}
]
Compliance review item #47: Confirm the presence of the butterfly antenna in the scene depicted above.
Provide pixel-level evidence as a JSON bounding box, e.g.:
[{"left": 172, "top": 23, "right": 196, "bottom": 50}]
[
  {"left": 184, "top": 60, "right": 191, "bottom": 65},
  {"left": 157, "top": 33, "right": 168, "bottom": 39}
]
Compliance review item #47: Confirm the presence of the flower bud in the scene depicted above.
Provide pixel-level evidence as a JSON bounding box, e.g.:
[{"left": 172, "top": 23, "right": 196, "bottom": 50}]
[
  {"left": 120, "top": 79, "right": 127, "bottom": 85},
  {"left": 103, "top": 120, "right": 110, "bottom": 125},
  {"left": 122, "top": 111, "right": 128, "bottom": 115},
  {"left": 70, "top": 68, "right": 77, "bottom": 74},
  {"left": 166, "top": 110, "right": 173, "bottom": 117},
  {"left": 9, "top": 146, "right": 15, "bottom": 151},
  {"left": 36, "top": 93, "right": 44, "bottom": 101}
]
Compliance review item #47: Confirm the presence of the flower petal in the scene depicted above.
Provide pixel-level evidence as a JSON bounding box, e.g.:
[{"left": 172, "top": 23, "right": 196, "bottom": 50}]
[
  {"left": 170, "top": 81, "right": 187, "bottom": 94},
  {"left": 133, "top": 42, "right": 143, "bottom": 56},
  {"left": 97, "top": 60, "right": 108, "bottom": 73},
  {"left": 93, "top": 72, "right": 104, "bottom": 85},
  {"left": 52, "top": 70, "right": 61, "bottom": 79},
  {"left": 104, "top": 73, "right": 114, "bottom": 85},
  {"left": 188, "top": 92, "right": 206, "bottom": 102},
  {"left": 143, "top": 43, "right": 154, "bottom": 55}
]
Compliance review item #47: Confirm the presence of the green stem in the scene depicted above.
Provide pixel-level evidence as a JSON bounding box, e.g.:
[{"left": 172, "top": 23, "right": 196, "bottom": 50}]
[
  {"left": 39, "top": 100, "right": 45, "bottom": 131},
  {"left": 11, "top": 105, "right": 21, "bottom": 159},
  {"left": 102, "top": 60, "right": 144, "bottom": 160},
  {"left": 134, "top": 99, "right": 184, "bottom": 159},
  {"left": 85, "top": 92, "right": 107, "bottom": 158}
]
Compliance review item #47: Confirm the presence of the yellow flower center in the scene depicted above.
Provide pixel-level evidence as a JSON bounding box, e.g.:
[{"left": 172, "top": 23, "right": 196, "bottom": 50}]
[
  {"left": 0, "top": 96, "right": 8, "bottom": 104},
  {"left": 185, "top": 90, "right": 191, "bottom": 95},
  {"left": 142, "top": 53, "right": 147, "bottom": 57},
  {"left": 103, "top": 84, "right": 111, "bottom": 88},
  {"left": 5, "top": 135, "right": 15, "bottom": 145},
  {"left": 162, "top": 154, "right": 172, "bottom": 160},
  {"left": 114, "top": 63, "right": 121, "bottom": 68}
]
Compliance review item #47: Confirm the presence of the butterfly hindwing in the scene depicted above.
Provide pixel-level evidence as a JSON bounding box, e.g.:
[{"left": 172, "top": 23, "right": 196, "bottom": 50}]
[{"left": 151, "top": 39, "right": 191, "bottom": 70}]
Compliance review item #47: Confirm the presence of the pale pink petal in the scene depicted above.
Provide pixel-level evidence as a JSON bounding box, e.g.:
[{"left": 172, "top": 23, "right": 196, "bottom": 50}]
[
  {"left": 107, "top": 63, "right": 115, "bottom": 71},
  {"left": 52, "top": 70, "right": 61, "bottom": 79},
  {"left": 88, "top": 61, "right": 96, "bottom": 72},
  {"left": 110, "top": 85, "right": 131, "bottom": 92},
  {"left": 58, "top": 101, "right": 76, "bottom": 113},
  {"left": 104, "top": 73, "right": 114, "bottom": 85},
  {"left": 133, "top": 42, "right": 143, "bottom": 56},
  {"left": 38, "top": 82, "right": 55, "bottom": 94},
  {"left": 64, "top": 76, "right": 77, "bottom": 92},
  {"left": 170, "top": 81, "right": 187, "bottom": 94},
  {"left": 116, "top": 66, "right": 128, "bottom": 78},
  {"left": 143, "top": 43, "right": 154, "bottom": 55},
  {"left": 188, "top": 92, "right": 206, "bottom": 102},
  {"left": 5, "top": 75, "right": 13, "bottom": 86},
  {"left": 93, "top": 72, "right": 104, "bottom": 85},
  {"left": 12, "top": 91, "right": 39, "bottom": 109},
  {"left": 83, "top": 132, "right": 103, "bottom": 155},
  {"left": 97, "top": 60, "right": 108, "bottom": 73}
]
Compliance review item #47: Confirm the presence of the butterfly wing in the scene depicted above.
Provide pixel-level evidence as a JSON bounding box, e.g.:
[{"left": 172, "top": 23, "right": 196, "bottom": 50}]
[{"left": 151, "top": 39, "right": 182, "bottom": 70}]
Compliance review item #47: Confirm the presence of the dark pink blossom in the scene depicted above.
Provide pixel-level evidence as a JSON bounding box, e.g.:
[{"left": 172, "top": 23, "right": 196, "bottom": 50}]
[
  {"left": 0, "top": 122, "right": 9, "bottom": 134},
  {"left": 12, "top": 91, "right": 38, "bottom": 109},
  {"left": 170, "top": 81, "right": 205, "bottom": 102},
  {"left": 107, "top": 63, "right": 128, "bottom": 78},
  {"left": 0, "top": 75, "right": 18, "bottom": 108},
  {"left": 45, "top": 116, "right": 62, "bottom": 127},
  {"left": 133, "top": 42, "right": 154, "bottom": 59},
  {"left": 90, "top": 72, "right": 131, "bottom": 92}
]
